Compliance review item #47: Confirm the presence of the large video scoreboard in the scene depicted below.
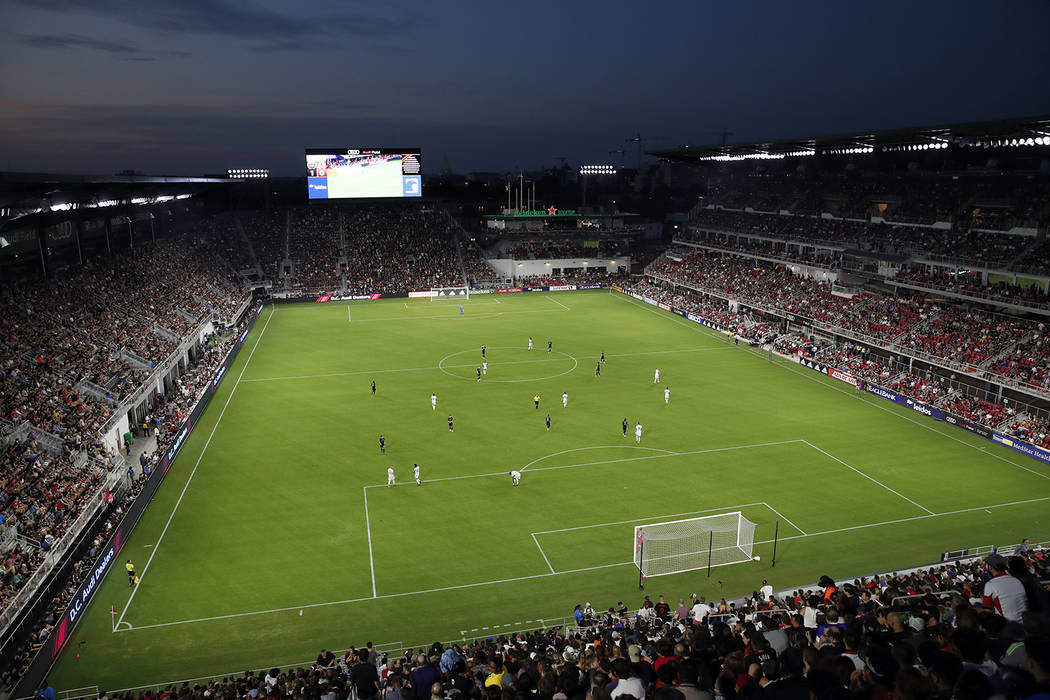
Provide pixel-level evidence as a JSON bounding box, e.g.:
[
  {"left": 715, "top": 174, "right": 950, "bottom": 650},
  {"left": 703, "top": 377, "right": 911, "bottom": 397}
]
[{"left": 306, "top": 148, "right": 422, "bottom": 199}]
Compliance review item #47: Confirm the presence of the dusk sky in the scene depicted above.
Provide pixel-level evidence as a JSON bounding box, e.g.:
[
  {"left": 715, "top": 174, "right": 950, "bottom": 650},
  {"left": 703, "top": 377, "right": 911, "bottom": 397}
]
[{"left": 1, "top": 0, "right": 1049, "bottom": 177}]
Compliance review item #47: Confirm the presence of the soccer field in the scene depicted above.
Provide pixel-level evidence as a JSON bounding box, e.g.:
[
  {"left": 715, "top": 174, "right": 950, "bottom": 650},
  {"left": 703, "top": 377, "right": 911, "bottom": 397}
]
[{"left": 48, "top": 290, "right": 1050, "bottom": 693}]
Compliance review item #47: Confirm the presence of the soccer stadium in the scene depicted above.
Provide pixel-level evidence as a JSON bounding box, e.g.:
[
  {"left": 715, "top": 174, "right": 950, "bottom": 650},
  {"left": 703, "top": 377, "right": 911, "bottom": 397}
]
[{"left": 2, "top": 7, "right": 1050, "bottom": 700}]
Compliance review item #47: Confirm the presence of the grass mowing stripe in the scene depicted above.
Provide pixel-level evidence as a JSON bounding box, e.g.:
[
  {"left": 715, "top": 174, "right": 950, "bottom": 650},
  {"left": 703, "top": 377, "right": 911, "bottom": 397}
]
[{"left": 115, "top": 306, "right": 276, "bottom": 629}]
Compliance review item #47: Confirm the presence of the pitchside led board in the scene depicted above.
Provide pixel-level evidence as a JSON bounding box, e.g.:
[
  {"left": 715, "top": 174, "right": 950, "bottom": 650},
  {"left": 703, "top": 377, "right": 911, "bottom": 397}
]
[{"left": 306, "top": 148, "right": 422, "bottom": 199}]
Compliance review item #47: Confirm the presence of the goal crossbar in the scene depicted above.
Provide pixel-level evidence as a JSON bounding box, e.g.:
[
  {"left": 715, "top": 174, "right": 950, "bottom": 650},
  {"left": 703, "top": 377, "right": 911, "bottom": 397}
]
[{"left": 633, "top": 511, "right": 756, "bottom": 578}]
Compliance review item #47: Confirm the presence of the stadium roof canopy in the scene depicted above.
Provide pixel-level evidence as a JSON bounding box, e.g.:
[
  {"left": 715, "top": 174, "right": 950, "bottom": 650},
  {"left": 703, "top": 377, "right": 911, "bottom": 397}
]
[
  {"left": 0, "top": 171, "right": 235, "bottom": 225},
  {"left": 649, "top": 115, "right": 1050, "bottom": 163}
]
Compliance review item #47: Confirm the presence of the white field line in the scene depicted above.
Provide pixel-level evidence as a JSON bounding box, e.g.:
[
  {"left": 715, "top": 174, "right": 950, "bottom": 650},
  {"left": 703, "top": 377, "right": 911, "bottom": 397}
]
[
  {"left": 349, "top": 309, "right": 561, "bottom": 323},
  {"left": 546, "top": 295, "right": 571, "bottom": 311},
  {"left": 532, "top": 502, "right": 766, "bottom": 535},
  {"left": 519, "top": 445, "right": 676, "bottom": 472},
  {"left": 361, "top": 439, "right": 804, "bottom": 489},
  {"left": 115, "top": 306, "right": 276, "bottom": 629},
  {"left": 802, "top": 440, "right": 934, "bottom": 515},
  {"left": 532, "top": 534, "right": 555, "bottom": 574},
  {"left": 239, "top": 347, "right": 733, "bottom": 383},
  {"left": 613, "top": 293, "right": 1050, "bottom": 483},
  {"left": 114, "top": 492, "right": 1050, "bottom": 634},
  {"left": 363, "top": 487, "right": 377, "bottom": 597},
  {"left": 759, "top": 501, "right": 808, "bottom": 536}
]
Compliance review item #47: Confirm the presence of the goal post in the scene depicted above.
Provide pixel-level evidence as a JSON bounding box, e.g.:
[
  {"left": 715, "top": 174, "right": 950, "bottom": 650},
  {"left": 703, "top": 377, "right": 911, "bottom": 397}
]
[{"left": 634, "top": 512, "right": 757, "bottom": 579}]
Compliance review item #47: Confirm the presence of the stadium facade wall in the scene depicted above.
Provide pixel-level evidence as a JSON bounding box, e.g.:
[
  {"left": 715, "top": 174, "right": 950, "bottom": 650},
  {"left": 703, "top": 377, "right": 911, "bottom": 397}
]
[
  {"left": 13, "top": 303, "right": 267, "bottom": 698},
  {"left": 487, "top": 257, "right": 629, "bottom": 279},
  {"left": 613, "top": 288, "right": 1050, "bottom": 466}
]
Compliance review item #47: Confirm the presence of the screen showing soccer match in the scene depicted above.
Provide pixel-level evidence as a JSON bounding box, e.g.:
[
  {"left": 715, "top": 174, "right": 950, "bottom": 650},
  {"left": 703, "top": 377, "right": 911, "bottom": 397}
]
[{"left": 306, "top": 148, "right": 422, "bottom": 199}]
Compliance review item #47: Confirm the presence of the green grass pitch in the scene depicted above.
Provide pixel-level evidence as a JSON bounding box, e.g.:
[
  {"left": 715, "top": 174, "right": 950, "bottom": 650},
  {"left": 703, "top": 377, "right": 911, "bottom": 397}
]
[{"left": 48, "top": 290, "right": 1050, "bottom": 693}]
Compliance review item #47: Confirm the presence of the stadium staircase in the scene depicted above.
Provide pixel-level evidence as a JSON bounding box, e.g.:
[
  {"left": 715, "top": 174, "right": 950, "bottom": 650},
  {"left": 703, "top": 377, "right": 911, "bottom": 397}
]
[
  {"left": 152, "top": 323, "right": 179, "bottom": 343},
  {"left": 119, "top": 348, "right": 152, "bottom": 372},
  {"left": 74, "top": 379, "right": 117, "bottom": 406},
  {"left": 980, "top": 332, "right": 1031, "bottom": 370},
  {"left": 234, "top": 217, "right": 263, "bottom": 279}
]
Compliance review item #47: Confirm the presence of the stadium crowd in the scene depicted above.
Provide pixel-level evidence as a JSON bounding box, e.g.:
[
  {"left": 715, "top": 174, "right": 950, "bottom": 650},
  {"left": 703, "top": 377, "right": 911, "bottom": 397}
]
[
  {"left": 64, "top": 545, "right": 1050, "bottom": 700},
  {"left": 646, "top": 251, "right": 1050, "bottom": 390}
]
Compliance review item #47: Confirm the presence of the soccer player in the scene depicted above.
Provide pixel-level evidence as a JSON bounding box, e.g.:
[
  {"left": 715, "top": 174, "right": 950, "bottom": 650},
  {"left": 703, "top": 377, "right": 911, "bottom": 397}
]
[
  {"left": 413, "top": 463, "right": 421, "bottom": 486},
  {"left": 545, "top": 413, "right": 551, "bottom": 431},
  {"left": 528, "top": 337, "right": 533, "bottom": 351},
  {"left": 595, "top": 362, "right": 601, "bottom": 376},
  {"left": 387, "top": 466, "right": 396, "bottom": 486},
  {"left": 601, "top": 351, "right": 606, "bottom": 363},
  {"left": 476, "top": 366, "right": 482, "bottom": 382},
  {"left": 664, "top": 387, "right": 670, "bottom": 404},
  {"left": 431, "top": 393, "right": 437, "bottom": 410},
  {"left": 562, "top": 391, "right": 568, "bottom": 408},
  {"left": 448, "top": 415, "right": 454, "bottom": 432},
  {"left": 481, "top": 345, "right": 486, "bottom": 359},
  {"left": 482, "top": 361, "right": 488, "bottom": 375},
  {"left": 547, "top": 340, "right": 552, "bottom": 353},
  {"left": 622, "top": 417, "right": 628, "bottom": 437},
  {"left": 379, "top": 434, "right": 385, "bottom": 455},
  {"left": 126, "top": 560, "right": 136, "bottom": 587},
  {"left": 533, "top": 394, "right": 540, "bottom": 410},
  {"left": 635, "top": 422, "right": 643, "bottom": 444},
  {"left": 509, "top": 470, "right": 521, "bottom": 486},
  {"left": 654, "top": 368, "right": 660, "bottom": 384},
  {"left": 371, "top": 379, "right": 376, "bottom": 395}
]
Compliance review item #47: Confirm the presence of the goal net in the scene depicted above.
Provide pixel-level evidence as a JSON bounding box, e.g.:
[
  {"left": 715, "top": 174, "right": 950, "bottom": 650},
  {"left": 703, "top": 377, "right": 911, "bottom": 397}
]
[
  {"left": 633, "top": 512, "right": 756, "bottom": 578},
  {"left": 431, "top": 286, "right": 470, "bottom": 301}
]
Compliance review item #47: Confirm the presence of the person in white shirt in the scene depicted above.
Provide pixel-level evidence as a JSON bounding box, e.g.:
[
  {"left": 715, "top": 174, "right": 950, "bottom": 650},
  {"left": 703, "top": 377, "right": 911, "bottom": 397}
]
[
  {"left": 482, "top": 361, "right": 488, "bottom": 375},
  {"left": 562, "top": 392, "right": 568, "bottom": 408},
  {"left": 690, "top": 597, "right": 712, "bottom": 625},
  {"left": 509, "top": 470, "right": 521, "bottom": 486},
  {"left": 664, "top": 387, "right": 670, "bottom": 404},
  {"left": 982, "top": 553, "right": 1027, "bottom": 622},
  {"left": 635, "top": 423, "right": 643, "bottom": 444},
  {"left": 387, "top": 466, "right": 396, "bottom": 486},
  {"left": 759, "top": 579, "right": 774, "bottom": 601},
  {"left": 528, "top": 337, "right": 533, "bottom": 351},
  {"left": 654, "top": 368, "right": 660, "bottom": 383},
  {"left": 413, "top": 463, "right": 421, "bottom": 486},
  {"left": 431, "top": 393, "right": 437, "bottom": 410}
]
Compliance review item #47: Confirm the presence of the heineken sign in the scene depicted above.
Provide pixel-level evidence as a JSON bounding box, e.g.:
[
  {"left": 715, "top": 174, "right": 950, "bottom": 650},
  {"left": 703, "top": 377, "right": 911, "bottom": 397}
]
[{"left": 510, "top": 207, "right": 578, "bottom": 217}]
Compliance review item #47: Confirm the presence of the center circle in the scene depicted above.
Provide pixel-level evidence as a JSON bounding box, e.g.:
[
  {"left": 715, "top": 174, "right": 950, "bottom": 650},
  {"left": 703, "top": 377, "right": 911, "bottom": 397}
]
[{"left": 438, "top": 346, "right": 579, "bottom": 383}]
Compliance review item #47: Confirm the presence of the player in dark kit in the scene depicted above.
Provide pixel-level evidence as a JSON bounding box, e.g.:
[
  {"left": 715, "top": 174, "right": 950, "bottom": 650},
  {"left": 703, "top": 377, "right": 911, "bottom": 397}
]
[
  {"left": 371, "top": 379, "right": 376, "bottom": 395},
  {"left": 545, "top": 413, "right": 551, "bottom": 431},
  {"left": 601, "top": 351, "right": 606, "bottom": 363},
  {"left": 447, "top": 415, "right": 454, "bottom": 432},
  {"left": 622, "top": 418, "right": 628, "bottom": 437},
  {"left": 547, "top": 340, "right": 552, "bottom": 353},
  {"left": 379, "top": 434, "right": 385, "bottom": 454},
  {"left": 476, "top": 367, "right": 482, "bottom": 381},
  {"left": 481, "top": 345, "right": 486, "bottom": 359},
  {"left": 595, "top": 362, "right": 601, "bottom": 376}
]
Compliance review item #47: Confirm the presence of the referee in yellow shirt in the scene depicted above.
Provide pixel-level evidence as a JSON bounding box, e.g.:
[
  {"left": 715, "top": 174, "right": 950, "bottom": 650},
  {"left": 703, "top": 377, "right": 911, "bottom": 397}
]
[{"left": 126, "top": 560, "right": 136, "bottom": 587}]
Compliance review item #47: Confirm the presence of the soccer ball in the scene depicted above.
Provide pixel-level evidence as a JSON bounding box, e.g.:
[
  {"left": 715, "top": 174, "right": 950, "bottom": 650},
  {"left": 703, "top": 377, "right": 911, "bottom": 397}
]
[{"left": 753, "top": 556, "right": 761, "bottom": 561}]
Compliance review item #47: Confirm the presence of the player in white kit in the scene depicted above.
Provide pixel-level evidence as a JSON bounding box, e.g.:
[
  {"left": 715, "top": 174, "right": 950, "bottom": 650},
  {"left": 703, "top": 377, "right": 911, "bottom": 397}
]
[
  {"left": 562, "top": 392, "right": 568, "bottom": 407},
  {"left": 387, "top": 466, "right": 396, "bottom": 486},
  {"left": 528, "top": 337, "right": 533, "bottom": 351},
  {"left": 482, "top": 361, "right": 488, "bottom": 375},
  {"left": 635, "top": 423, "right": 643, "bottom": 444},
  {"left": 431, "top": 393, "right": 437, "bottom": 410},
  {"left": 664, "top": 387, "right": 670, "bottom": 404},
  {"left": 654, "top": 368, "right": 660, "bottom": 383},
  {"left": 413, "top": 463, "right": 421, "bottom": 485},
  {"left": 509, "top": 470, "right": 521, "bottom": 486}
]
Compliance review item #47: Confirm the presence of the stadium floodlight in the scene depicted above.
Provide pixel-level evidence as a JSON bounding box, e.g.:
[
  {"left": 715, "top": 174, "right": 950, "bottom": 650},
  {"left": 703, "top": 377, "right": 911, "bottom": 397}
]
[
  {"left": 634, "top": 512, "right": 757, "bottom": 578},
  {"left": 580, "top": 165, "right": 618, "bottom": 175}
]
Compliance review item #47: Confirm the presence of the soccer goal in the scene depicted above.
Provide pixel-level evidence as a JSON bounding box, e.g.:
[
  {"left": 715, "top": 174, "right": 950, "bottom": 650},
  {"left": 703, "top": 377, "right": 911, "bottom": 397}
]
[
  {"left": 633, "top": 512, "right": 757, "bottom": 582},
  {"left": 431, "top": 286, "right": 470, "bottom": 301}
]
